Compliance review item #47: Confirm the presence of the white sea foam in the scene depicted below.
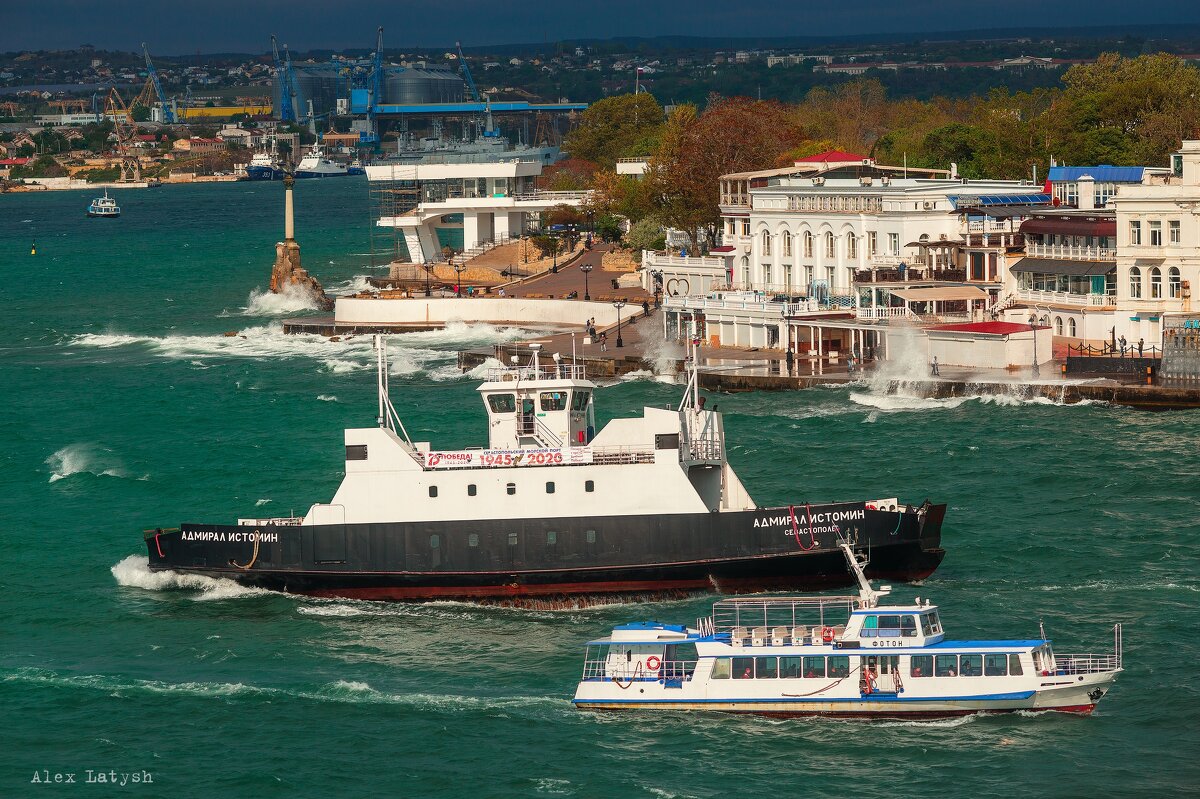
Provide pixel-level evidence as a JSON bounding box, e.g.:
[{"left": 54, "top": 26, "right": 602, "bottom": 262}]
[
  {"left": 329, "top": 275, "right": 374, "bottom": 295},
  {"left": 255, "top": 498, "right": 271, "bottom": 506},
  {"left": 46, "top": 443, "right": 128, "bottom": 483},
  {"left": 111, "top": 555, "right": 274, "bottom": 601},
  {"left": 242, "top": 283, "right": 322, "bottom": 316},
  {"left": 849, "top": 392, "right": 970, "bottom": 412}
]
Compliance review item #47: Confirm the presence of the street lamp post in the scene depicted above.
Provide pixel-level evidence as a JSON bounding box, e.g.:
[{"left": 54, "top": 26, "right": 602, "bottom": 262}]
[
  {"left": 581, "top": 263, "right": 593, "bottom": 301},
  {"left": 453, "top": 258, "right": 466, "bottom": 297},
  {"left": 1029, "top": 313, "right": 1040, "bottom": 377},
  {"left": 613, "top": 299, "right": 627, "bottom": 348}
]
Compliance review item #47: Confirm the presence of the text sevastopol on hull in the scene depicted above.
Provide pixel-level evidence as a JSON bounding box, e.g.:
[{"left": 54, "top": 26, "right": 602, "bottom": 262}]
[{"left": 144, "top": 339, "right": 946, "bottom": 605}]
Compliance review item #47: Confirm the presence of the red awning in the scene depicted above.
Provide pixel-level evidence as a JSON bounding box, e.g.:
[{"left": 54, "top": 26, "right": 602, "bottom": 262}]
[
  {"left": 1020, "top": 217, "right": 1116, "bottom": 236},
  {"left": 708, "top": 246, "right": 735, "bottom": 253}
]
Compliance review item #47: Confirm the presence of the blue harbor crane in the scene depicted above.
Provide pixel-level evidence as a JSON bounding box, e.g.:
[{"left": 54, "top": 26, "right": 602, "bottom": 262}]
[
  {"left": 140, "top": 42, "right": 175, "bottom": 123},
  {"left": 272, "top": 35, "right": 300, "bottom": 123}
]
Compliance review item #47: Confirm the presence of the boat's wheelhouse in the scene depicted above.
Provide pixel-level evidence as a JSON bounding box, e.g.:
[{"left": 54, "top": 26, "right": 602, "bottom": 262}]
[{"left": 478, "top": 351, "right": 596, "bottom": 450}]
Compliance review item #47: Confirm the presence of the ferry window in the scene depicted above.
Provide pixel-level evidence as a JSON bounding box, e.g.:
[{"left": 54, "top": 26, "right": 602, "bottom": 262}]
[
  {"left": 429, "top": 534, "right": 440, "bottom": 549},
  {"left": 711, "top": 658, "right": 731, "bottom": 679},
  {"left": 487, "top": 394, "right": 516, "bottom": 413},
  {"left": 827, "top": 657, "right": 850, "bottom": 678},
  {"left": 585, "top": 480, "right": 595, "bottom": 493},
  {"left": 506, "top": 483, "right": 516, "bottom": 495},
  {"left": 586, "top": 530, "right": 596, "bottom": 543},
  {"left": 1009, "top": 654, "right": 1024, "bottom": 675},
  {"left": 468, "top": 534, "right": 479, "bottom": 547},
  {"left": 985, "top": 654, "right": 1008, "bottom": 677},
  {"left": 732, "top": 657, "right": 755, "bottom": 679},
  {"left": 546, "top": 531, "right": 557, "bottom": 545},
  {"left": 755, "top": 657, "right": 778, "bottom": 679},
  {"left": 467, "top": 484, "right": 477, "bottom": 497},
  {"left": 877, "top": 615, "right": 903, "bottom": 637},
  {"left": 802, "top": 657, "right": 826, "bottom": 678},
  {"left": 546, "top": 482, "right": 555, "bottom": 494},
  {"left": 572, "top": 391, "right": 591, "bottom": 411},
  {"left": 779, "top": 656, "right": 802, "bottom": 678},
  {"left": 910, "top": 655, "right": 933, "bottom": 678},
  {"left": 935, "top": 655, "right": 958, "bottom": 677},
  {"left": 921, "top": 612, "right": 942, "bottom": 635},
  {"left": 960, "top": 654, "right": 983, "bottom": 676},
  {"left": 540, "top": 391, "right": 568, "bottom": 411},
  {"left": 861, "top": 615, "right": 878, "bottom": 636},
  {"left": 429, "top": 486, "right": 438, "bottom": 498},
  {"left": 507, "top": 533, "right": 518, "bottom": 546},
  {"left": 901, "top": 616, "right": 917, "bottom": 637}
]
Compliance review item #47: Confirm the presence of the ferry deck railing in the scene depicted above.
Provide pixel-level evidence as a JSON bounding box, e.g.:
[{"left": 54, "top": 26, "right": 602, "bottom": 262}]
[
  {"left": 710, "top": 596, "right": 858, "bottom": 642},
  {"left": 1052, "top": 653, "right": 1121, "bottom": 674},
  {"left": 581, "top": 660, "right": 698, "bottom": 682},
  {"left": 487, "top": 364, "right": 586, "bottom": 382}
]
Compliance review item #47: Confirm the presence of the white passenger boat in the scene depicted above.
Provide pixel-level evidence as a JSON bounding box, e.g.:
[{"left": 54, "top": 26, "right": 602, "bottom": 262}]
[
  {"left": 87, "top": 190, "right": 120, "bottom": 218},
  {"left": 574, "top": 544, "right": 1122, "bottom": 718},
  {"left": 294, "top": 144, "right": 364, "bottom": 178}
]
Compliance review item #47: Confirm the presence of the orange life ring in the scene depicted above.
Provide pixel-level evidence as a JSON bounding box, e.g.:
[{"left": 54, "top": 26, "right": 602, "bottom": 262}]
[
  {"left": 822, "top": 627, "right": 835, "bottom": 643},
  {"left": 646, "top": 655, "right": 661, "bottom": 670}
]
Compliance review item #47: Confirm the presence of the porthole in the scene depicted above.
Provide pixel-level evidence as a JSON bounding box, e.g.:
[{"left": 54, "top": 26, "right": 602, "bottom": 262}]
[
  {"left": 585, "top": 480, "right": 595, "bottom": 493},
  {"left": 467, "top": 484, "right": 477, "bottom": 497},
  {"left": 429, "top": 486, "right": 438, "bottom": 498},
  {"left": 546, "top": 481, "right": 555, "bottom": 494},
  {"left": 586, "top": 530, "right": 597, "bottom": 544},
  {"left": 547, "top": 531, "right": 557, "bottom": 545},
  {"left": 430, "top": 534, "right": 440, "bottom": 549},
  {"left": 506, "top": 483, "right": 516, "bottom": 495},
  {"left": 468, "top": 533, "right": 479, "bottom": 547}
]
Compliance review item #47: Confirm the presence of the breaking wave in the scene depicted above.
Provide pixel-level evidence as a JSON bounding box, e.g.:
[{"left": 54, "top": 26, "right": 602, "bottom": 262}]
[
  {"left": 111, "top": 555, "right": 274, "bottom": 601},
  {"left": 242, "top": 283, "right": 323, "bottom": 316},
  {"left": 46, "top": 443, "right": 132, "bottom": 483}
]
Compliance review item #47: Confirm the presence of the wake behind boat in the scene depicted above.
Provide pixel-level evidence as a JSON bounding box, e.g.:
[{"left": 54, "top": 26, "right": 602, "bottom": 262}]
[
  {"left": 573, "top": 543, "right": 1123, "bottom": 718},
  {"left": 143, "top": 338, "right": 946, "bottom": 606}
]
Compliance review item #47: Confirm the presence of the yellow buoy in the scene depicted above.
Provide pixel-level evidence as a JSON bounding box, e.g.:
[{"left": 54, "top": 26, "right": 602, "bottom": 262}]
[{"left": 30, "top": 243, "right": 36, "bottom": 256}]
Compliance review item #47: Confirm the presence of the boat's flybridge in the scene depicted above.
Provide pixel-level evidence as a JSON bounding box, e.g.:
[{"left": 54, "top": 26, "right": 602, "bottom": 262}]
[
  {"left": 275, "top": 336, "right": 754, "bottom": 527},
  {"left": 575, "top": 542, "right": 1124, "bottom": 717}
]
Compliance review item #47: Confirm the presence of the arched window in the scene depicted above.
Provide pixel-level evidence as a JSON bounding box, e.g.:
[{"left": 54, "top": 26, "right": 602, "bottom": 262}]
[
  {"left": 1040, "top": 314, "right": 1050, "bottom": 327},
  {"left": 1068, "top": 318, "right": 1077, "bottom": 337},
  {"left": 782, "top": 230, "right": 792, "bottom": 257},
  {"left": 825, "top": 232, "right": 835, "bottom": 258},
  {"left": 803, "top": 231, "right": 813, "bottom": 258},
  {"left": 848, "top": 234, "right": 858, "bottom": 259},
  {"left": 1169, "top": 267, "right": 1181, "bottom": 298},
  {"left": 1054, "top": 317, "right": 1063, "bottom": 335},
  {"left": 761, "top": 230, "right": 771, "bottom": 256},
  {"left": 1150, "top": 266, "right": 1162, "bottom": 299},
  {"left": 1129, "top": 266, "right": 1142, "bottom": 299},
  {"left": 740, "top": 256, "right": 750, "bottom": 287}
]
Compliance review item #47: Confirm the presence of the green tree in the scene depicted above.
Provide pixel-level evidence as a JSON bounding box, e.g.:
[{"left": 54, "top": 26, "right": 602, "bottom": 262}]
[
  {"left": 130, "top": 105, "right": 151, "bottom": 122},
  {"left": 624, "top": 217, "right": 666, "bottom": 259},
  {"left": 594, "top": 214, "right": 623, "bottom": 243},
  {"left": 563, "top": 92, "right": 665, "bottom": 168}
]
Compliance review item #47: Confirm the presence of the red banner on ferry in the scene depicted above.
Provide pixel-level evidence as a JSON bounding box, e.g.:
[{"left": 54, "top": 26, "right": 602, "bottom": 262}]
[{"left": 424, "top": 447, "right": 593, "bottom": 469}]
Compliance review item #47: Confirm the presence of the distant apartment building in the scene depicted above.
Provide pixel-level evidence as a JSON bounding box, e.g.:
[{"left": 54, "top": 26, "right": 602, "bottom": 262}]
[
  {"left": 766, "top": 54, "right": 834, "bottom": 68},
  {"left": 172, "top": 137, "right": 227, "bottom": 154}
]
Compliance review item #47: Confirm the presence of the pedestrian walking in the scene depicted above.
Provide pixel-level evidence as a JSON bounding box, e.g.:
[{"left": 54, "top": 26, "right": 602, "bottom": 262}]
[
  {"left": 600, "top": 332, "right": 608, "bottom": 352},
  {"left": 1137, "top": 337, "right": 1145, "bottom": 357},
  {"left": 642, "top": 300, "right": 650, "bottom": 316},
  {"left": 1119, "top": 335, "right": 1127, "bottom": 356},
  {"left": 930, "top": 355, "right": 940, "bottom": 376}
]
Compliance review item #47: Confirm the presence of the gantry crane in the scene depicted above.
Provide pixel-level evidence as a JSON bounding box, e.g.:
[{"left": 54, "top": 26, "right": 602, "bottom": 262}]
[
  {"left": 271, "top": 35, "right": 300, "bottom": 123},
  {"left": 140, "top": 43, "right": 175, "bottom": 123},
  {"left": 104, "top": 88, "right": 141, "bottom": 182}
]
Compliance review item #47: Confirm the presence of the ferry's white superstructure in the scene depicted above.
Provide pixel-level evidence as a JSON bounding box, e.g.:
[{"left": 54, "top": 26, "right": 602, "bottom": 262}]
[{"left": 574, "top": 544, "right": 1122, "bottom": 717}]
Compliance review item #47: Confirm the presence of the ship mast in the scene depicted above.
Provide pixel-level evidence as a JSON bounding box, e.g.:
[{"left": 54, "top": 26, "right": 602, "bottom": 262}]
[
  {"left": 838, "top": 539, "right": 891, "bottom": 609},
  {"left": 374, "top": 335, "right": 415, "bottom": 447}
]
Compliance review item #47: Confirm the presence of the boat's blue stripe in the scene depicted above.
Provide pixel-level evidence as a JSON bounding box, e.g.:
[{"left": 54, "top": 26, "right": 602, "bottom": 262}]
[{"left": 571, "top": 690, "right": 1036, "bottom": 705}]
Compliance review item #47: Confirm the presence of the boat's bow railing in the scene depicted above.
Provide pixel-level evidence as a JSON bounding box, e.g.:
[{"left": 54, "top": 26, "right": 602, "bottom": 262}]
[
  {"left": 1054, "top": 623, "right": 1123, "bottom": 674},
  {"left": 581, "top": 659, "right": 698, "bottom": 682}
]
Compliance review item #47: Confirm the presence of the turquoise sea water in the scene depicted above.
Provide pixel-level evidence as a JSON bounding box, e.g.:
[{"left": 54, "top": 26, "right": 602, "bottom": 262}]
[{"left": 3, "top": 181, "right": 1199, "bottom": 798}]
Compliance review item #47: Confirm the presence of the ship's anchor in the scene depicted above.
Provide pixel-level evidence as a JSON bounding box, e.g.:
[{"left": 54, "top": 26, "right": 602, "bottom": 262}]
[{"left": 231, "top": 529, "right": 262, "bottom": 570}]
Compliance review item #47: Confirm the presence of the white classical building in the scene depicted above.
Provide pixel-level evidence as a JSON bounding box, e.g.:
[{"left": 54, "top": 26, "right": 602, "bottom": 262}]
[
  {"left": 366, "top": 159, "right": 587, "bottom": 264},
  {"left": 999, "top": 142, "right": 1200, "bottom": 347}
]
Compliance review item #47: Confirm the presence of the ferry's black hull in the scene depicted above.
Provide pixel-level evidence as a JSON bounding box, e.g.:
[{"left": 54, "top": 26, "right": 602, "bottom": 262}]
[{"left": 145, "top": 501, "right": 945, "bottom": 606}]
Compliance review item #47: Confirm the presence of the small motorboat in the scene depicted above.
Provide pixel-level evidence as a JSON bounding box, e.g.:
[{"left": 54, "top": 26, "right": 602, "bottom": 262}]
[{"left": 87, "top": 191, "right": 121, "bottom": 218}]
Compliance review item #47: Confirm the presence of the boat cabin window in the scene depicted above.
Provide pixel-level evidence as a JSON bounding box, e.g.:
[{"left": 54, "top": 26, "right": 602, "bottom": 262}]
[
  {"left": 585, "top": 480, "right": 595, "bottom": 493},
  {"left": 546, "top": 531, "right": 557, "bottom": 545},
  {"left": 755, "top": 657, "right": 778, "bottom": 679},
  {"left": 507, "top": 533, "right": 518, "bottom": 546},
  {"left": 429, "top": 486, "right": 438, "bottom": 498},
  {"left": 586, "top": 530, "right": 596, "bottom": 543},
  {"left": 803, "top": 656, "right": 826, "bottom": 678},
  {"left": 920, "top": 611, "right": 943, "bottom": 636},
  {"left": 467, "top": 484, "right": 477, "bottom": 496},
  {"left": 546, "top": 482, "right": 555, "bottom": 494},
  {"left": 960, "top": 654, "right": 982, "bottom": 676},
  {"left": 985, "top": 654, "right": 1008, "bottom": 676},
  {"left": 711, "top": 658, "right": 731, "bottom": 679},
  {"left": 935, "top": 655, "right": 958, "bottom": 677},
  {"left": 827, "top": 656, "right": 850, "bottom": 678},
  {"left": 733, "top": 657, "right": 755, "bottom": 679},
  {"left": 429, "top": 534, "right": 440, "bottom": 549},
  {"left": 861, "top": 614, "right": 915, "bottom": 638},
  {"left": 779, "top": 656, "right": 802, "bottom": 678},
  {"left": 506, "top": 483, "right": 516, "bottom": 495},
  {"left": 468, "top": 534, "right": 479, "bottom": 547},
  {"left": 488, "top": 394, "right": 516, "bottom": 413},
  {"left": 571, "top": 391, "right": 590, "bottom": 411},
  {"left": 910, "top": 655, "right": 933, "bottom": 677},
  {"left": 540, "top": 391, "right": 568, "bottom": 411},
  {"left": 1009, "top": 654, "right": 1024, "bottom": 675}
]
